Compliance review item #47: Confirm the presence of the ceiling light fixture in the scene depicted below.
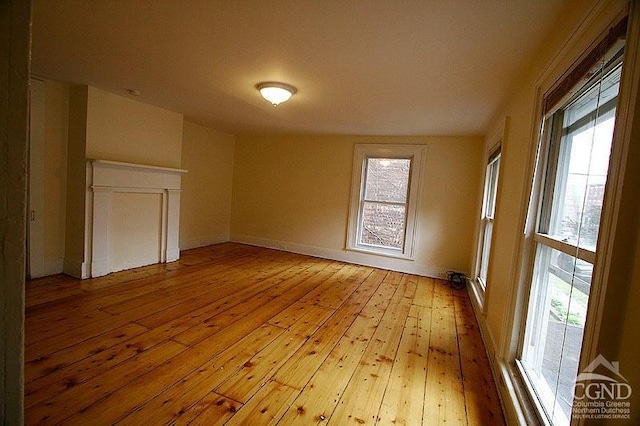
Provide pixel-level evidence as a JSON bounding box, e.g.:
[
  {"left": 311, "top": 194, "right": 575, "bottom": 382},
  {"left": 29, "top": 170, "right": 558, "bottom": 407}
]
[{"left": 256, "top": 81, "right": 297, "bottom": 106}]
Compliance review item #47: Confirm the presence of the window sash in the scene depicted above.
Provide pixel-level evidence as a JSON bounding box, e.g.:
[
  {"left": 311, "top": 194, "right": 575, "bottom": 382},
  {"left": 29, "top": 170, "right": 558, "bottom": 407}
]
[
  {"left": 537, "top": 65, "right": 621, "bottom": 251},
  {"left": 362, "top": 157, "right": 411, "bottom": 204},
  {"left": 358, "top": 201, "right": 407, "bottom": 251},
  {"left": 478, "top": 217, "right": 494, "bottom": 286},
  {"left": 483, "top": 154, "right": 500, "bottom": 220}
]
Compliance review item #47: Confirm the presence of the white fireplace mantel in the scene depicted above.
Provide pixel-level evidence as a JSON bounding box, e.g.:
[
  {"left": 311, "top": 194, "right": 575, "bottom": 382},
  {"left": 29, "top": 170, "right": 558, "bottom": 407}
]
[{"left": 86, "top": 159, "right": 187, "bottom": 278}]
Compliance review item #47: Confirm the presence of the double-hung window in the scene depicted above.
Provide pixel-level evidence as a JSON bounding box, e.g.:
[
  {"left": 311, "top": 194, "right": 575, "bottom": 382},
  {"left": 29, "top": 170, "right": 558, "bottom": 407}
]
[
  {"left": 477, "top": 148, "right": 501, "bottom": 290},
  {"left": 517, "top": 31, "right": 625, "bottom": 426},
  {"left": 347, "top": 144, "right": 425, "bottom": 259}
]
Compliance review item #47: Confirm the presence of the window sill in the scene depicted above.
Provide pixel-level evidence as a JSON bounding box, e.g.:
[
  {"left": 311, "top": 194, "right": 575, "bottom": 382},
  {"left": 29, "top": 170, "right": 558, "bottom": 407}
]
[
  {"left": 496, "top": 359, "right": 548, "bottom": 426},
  {"left": 346, "top": 245, "right": 415, "bottom": 261},
  {"left": 468, "top": 277, "right": 486, "bottom": 312},
  {"left": 514, "top": 360, "right": 554, "bottom": 426}
]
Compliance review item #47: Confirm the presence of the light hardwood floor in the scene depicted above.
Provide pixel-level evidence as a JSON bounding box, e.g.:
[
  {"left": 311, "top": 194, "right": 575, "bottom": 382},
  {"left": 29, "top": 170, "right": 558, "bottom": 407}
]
[{"left": 25, "top": 243, "right": 504, "bottom": 425}]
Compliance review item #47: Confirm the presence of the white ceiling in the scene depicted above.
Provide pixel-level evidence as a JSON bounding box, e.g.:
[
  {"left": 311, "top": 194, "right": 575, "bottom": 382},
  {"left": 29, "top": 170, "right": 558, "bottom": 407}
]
[{"left": 32, "top": 0, "right": 568, "bottom": 136}]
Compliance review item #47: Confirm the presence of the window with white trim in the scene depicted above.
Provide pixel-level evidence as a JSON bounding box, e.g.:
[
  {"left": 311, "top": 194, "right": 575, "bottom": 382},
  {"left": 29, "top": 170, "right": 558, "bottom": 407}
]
[
  {"left": 477, "top": 147, "right": 501, "bottom": 290},
  {"left": 347, "top": 144, "right": 425, "bottom": 259},
  {"left": 517, "top": 33, "right": 624, "bottom": 426}
]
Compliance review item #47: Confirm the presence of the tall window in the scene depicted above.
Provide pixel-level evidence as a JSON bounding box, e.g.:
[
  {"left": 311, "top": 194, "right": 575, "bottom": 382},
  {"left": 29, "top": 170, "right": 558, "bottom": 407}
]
[
  {"left": 517, "top": 40, "right": 624, "bottom": 425},
  {"left": 477, "top": 148, "right": 501, "bottom": 289},
  {"left": 347, "top": 144, "right": 425, "bottom": 259}
]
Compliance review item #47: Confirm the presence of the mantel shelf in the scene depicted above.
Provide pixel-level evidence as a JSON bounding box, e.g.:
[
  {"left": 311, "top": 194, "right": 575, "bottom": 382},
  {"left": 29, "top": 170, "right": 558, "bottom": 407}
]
[{"left": 89, "top": 158, "right": 188, "bottom": 174}]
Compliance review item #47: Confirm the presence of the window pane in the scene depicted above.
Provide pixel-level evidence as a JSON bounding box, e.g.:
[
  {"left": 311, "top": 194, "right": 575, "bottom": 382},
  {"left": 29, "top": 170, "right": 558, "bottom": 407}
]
[
  {"left": 522, "top": 245, "right": 592, "bottom": 425},
  {"left": 546, "top": 66, "right": 621, "bottom": 251},
  {"left": 547, "top": 116, "right": 615, "bottom": 250},
  {"left": 485, "top": 156, "right": 500, "bottom": 219},
  {"left": 364, "top": 158, "right": 411, "bottom": 203},
  {"left": 360, "top": 202, "right": 406, "bottom": 249},
  {"left": 479, "top": 220, "right": 493, "bottom": 285},
  {"left": 563, "top": 65, "right": 621, "bottom": 130}
]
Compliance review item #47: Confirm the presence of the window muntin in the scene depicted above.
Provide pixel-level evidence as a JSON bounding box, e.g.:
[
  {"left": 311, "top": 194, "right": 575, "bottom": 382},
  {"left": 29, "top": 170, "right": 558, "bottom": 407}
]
[
  {"left": 347, "top": 145, "right": 425, "bottom": 259},
  {"left": 518, "top": 57, "right": 623, "bottom": 426}
]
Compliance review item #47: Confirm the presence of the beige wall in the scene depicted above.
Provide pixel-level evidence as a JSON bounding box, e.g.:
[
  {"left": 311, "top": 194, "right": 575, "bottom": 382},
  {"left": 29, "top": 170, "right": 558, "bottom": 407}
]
[
  {"left": 0, "top": 0, "right": 30, "bottom": 421},
  {"left": 477, "top": 0, "right": 640, "bottom": 423},
  {"left": 85, "top": 87, "right": 183, "bottom": 169},
  {"left": 44, "top": 84, "right": 235, "bottom": 275},
  {"left": 18, "top": 1, "right": 640, "bottom": 424},
  {"left": 64, "top": 85, "right": 185, "bottom": 277},
  {"left": 43, "top": 79, "right": 69, "bottom": 266},
  {"left": 41, "top": 86, "right": 484, "bottom": 279},
  {"left": 180, "top": 120, "right": 235, "bottom": 249},
  {"left": 64, "top": 85, "right": 89, "bottom": 274},
  {"left": 599, "top": 5, "right": 640, "bottom": 420},
  {"left": 616, "top": 207, "right": 640, "bottom": 424},
  {"left": 231, "top": 134, "right": 483, "bottom": 276},
  {"left": 482, "top": 0, "right": 628, "bottom": 351}
]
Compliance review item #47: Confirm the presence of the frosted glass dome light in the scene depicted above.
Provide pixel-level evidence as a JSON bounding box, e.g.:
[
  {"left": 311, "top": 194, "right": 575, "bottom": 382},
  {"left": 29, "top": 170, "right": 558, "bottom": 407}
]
[{"left": 256, "top": 82, "right": 297, "bottom": 106}]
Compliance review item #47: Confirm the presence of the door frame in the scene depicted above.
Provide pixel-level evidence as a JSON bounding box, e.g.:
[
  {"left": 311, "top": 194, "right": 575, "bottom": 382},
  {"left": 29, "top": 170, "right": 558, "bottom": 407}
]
[{"left": 28, "top": 77, "right": 45, "bottom": 279}]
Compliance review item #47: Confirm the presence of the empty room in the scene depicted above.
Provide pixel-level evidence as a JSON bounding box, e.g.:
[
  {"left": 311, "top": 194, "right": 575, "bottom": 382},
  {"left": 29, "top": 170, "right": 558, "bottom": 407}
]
[{"left": 2, "top": 0, "right": 640, "bottom": 425}]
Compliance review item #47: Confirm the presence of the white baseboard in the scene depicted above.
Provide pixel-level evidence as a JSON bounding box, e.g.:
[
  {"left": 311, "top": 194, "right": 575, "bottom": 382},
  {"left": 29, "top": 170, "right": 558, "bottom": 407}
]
[
  {"left": 28, "top": 263, "right": 45, "bottom": 279},
  {"left": 63, "top": 258, "right": 89, "bottom": 279},
  {"left": 166, "top": 247, "right": 180, "bottom": 262},
  {"left": 91, "top": 258, "right": 110, "bottom": 278},
  {"left": 466, "top": 282, "right": 512, "bottom": 422},
  {"left": 180, "top": 233, "right": 230, "bottom": 251},
  {"left": 44, "top": 258, "right": 64, "bottom": 276},
  {"left": 231, "top": 234, "right": 461, "bottom": 279},
  {"left": 466, "top": 282, "right": 537, "bottom": 426}
]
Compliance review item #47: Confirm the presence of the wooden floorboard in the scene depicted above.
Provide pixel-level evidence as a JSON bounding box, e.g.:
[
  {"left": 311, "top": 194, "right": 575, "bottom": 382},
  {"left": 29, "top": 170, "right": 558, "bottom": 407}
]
[{"left": 24, "top": 243, "right": 504, "bottom": 425}]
